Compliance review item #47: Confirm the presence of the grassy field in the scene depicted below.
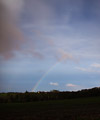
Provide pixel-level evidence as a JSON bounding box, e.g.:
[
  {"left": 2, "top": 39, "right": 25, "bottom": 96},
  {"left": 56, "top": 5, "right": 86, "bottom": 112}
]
[{"left": 0, "top": 97, "right": 100, "bottom": 120}]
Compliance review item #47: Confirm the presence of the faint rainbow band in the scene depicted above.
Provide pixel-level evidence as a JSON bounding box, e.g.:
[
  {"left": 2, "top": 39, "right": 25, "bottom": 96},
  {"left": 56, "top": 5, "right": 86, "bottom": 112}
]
[
  {"left": 31, "top": 61, "right": 60, "bottom": 92},
  {"left": 31, "top": 49, "right": 75, "bottom": 92}
]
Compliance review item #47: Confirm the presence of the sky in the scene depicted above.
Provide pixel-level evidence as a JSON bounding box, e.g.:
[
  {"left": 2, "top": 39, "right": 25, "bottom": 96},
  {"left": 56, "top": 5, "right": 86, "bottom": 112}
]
[{"left": 0, "top": 0, "right": 100, "bottom": 92}]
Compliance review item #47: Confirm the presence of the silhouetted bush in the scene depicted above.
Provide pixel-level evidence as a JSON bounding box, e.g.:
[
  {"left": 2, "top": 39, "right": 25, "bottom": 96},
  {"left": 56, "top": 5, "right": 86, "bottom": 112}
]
[{"left": 0, "top": 87, "right": 100, "bottom": 103}]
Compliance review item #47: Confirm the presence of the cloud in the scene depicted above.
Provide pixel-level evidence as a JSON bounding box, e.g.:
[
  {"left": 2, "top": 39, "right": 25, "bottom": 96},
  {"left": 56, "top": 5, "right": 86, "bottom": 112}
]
[
  {"left": 1, "top": 0, "right": 99, "bottom": 61},
  {"left": 66, "top": 83, "right": 83, "bottom": 91},
  {"left": 56, "top": 49, "right": 79, "bottom": 63},
  {"left": 0, "top": 0, "right": 99, "bottom": 62},
  {"left": 22, "top": 0, "right": 78, "bottom": 62},
  {"left": 75, "top": 66, "right": 100, "bottom": 73},
  {"left": 75, "top": 67, "right": 92, "bottom": 72},
  {"left": 66, "top": 83, "right": 77, "bottom": 87},
  {"left": 49, "top": 82, "right": 59, "bottom": 86},
  {"left": 0, "top": 0, "right": 25, "bottom": 59},
  {"left": 58, "top": 49, "right": 73, "bottom": 61},
  {"left": 0, "top": 0, "right": 44, "bottom": 60},
  {"left": 24, "top": 0, "right": 54, "bottom": 26},
  {"left": 91, "top": 63, "right": 100, "bottom": 68}
]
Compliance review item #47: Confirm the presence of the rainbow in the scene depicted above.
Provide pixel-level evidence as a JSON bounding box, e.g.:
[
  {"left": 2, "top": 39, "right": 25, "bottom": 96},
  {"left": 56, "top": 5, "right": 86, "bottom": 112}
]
[
  {"left": 31, "top": 49, "right": 74, "bottom": 92},
  {"left": 32, "top": 61, "right": 60, "bottom": 92}
]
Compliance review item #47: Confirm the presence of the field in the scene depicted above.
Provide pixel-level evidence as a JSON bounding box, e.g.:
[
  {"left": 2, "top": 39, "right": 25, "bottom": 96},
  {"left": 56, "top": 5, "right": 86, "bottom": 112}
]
[{"left": 0, "top": 97, "right": 100, "bottom": 120}]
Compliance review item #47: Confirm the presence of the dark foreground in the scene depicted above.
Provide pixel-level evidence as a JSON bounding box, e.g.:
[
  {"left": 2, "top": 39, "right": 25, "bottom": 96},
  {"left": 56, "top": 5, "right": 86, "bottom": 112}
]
[{"left": 0, "top": 97, "right": 100, "bottom": 120}]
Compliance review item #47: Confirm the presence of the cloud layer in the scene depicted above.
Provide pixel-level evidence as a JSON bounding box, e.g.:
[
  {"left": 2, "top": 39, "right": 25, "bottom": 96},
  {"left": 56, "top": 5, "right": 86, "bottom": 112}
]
[
  {"left": 1, "top": 0, "right": 100, "bottom": 61},
  {"left": 91, "top": 63, "right": 100, "bottom": 68},
  {"left": 76, "top": 63, "right": 100, "bottom": 73}
]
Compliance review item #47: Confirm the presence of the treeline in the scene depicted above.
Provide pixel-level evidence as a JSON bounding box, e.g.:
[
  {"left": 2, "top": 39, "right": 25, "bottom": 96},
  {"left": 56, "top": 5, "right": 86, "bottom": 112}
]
[{"left": 0, "top": 87, "right": 100, "bottom": 103}]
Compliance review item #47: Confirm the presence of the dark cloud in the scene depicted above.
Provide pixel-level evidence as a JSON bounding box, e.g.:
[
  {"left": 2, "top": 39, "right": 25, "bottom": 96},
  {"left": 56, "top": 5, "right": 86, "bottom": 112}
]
[
  {"left": 0, "top": 0, "right": 44, "bottom": 60},
  {"left": 0, "top": 0, "right": 24, "bottom": 59}
]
